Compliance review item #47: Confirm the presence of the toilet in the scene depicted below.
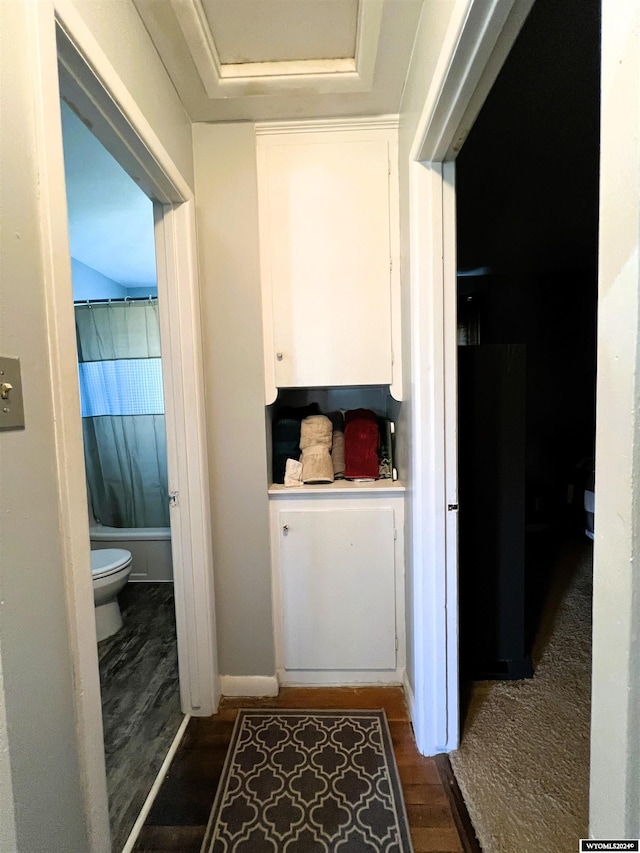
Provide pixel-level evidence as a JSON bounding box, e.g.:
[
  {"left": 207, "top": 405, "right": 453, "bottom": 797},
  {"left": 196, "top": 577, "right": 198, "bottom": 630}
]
[{"left": 91, "top": 548, "right": 133, "bottom": 642}]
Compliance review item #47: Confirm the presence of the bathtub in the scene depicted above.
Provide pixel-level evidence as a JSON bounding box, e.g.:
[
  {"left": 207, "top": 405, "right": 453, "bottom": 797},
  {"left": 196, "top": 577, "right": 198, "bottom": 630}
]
[{"left": 90, "top": 523, "right": 173, "bottom": 582}]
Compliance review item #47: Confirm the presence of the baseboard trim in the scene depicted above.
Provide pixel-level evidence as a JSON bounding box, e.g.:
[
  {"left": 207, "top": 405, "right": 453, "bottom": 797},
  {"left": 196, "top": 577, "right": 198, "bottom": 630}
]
[
  {"left": 220, "top": 675, "right": 279, "bottom": 697},
  {"left": 121, "top": 713, "right": 191, "bottom": 853},
  {"left": 402, "top": 669, "right": 416, "bottom": 724},
  {"left": 277, "top": 668, "right": 405, "bottom": 687}
]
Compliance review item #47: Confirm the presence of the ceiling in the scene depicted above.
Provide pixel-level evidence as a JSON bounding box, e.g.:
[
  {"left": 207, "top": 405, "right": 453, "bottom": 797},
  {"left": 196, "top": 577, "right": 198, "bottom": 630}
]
[
  {"left": 133, "top": 0, "right": 423, "bottom": 122},
  {"left": 202, "top": 0, "right": 360, "bottom": 64}
]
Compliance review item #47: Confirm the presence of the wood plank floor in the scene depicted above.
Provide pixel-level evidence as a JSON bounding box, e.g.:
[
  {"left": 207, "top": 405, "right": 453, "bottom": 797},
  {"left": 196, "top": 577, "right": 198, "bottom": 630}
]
[
  {"left": 132, "top": 687, "right": 480, "bottom": 853},
  {"left": 99, "top": 583, "right": 182, "bottom": 852}
]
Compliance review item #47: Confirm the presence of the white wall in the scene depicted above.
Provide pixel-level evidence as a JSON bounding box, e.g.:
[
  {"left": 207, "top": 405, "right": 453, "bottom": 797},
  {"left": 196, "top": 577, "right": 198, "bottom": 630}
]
[
  {"left": 590, "top": 0, "right": 640, "bottom": 838},
  {"left": 192, "top": 123, "right": 275, "bottom": 679},
  {"left": 71, "top": 257, "right": 128, "bottom": 300}
]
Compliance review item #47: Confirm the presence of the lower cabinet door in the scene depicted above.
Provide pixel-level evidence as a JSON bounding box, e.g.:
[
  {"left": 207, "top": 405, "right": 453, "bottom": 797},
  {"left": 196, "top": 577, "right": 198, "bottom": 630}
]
[{"left": 277, "top": 507, "right": 397, "bottom": 671}]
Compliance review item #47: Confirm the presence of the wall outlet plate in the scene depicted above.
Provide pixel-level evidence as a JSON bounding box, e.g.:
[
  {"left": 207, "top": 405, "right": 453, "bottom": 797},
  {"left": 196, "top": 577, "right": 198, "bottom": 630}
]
[{"left": 0, "top": 356, "right": 25, "bottom": 430}]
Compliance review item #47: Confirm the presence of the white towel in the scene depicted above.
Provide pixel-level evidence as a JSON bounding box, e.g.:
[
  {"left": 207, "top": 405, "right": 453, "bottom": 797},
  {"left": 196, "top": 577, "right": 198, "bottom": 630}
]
[{"left": 284, "top": 458, "right": 303, "bottom": 487}]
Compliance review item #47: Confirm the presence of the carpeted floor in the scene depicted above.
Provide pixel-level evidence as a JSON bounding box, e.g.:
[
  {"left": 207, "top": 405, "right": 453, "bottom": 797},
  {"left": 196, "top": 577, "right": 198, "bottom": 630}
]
[{"left": 450, "top": 538, "right": 592, "bottom": 853}]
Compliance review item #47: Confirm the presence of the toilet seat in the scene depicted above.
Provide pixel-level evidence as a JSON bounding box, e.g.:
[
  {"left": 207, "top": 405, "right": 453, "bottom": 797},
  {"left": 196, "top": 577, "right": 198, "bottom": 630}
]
[{"left": 91, "top": 548, "right": 132, "bottom": 579}]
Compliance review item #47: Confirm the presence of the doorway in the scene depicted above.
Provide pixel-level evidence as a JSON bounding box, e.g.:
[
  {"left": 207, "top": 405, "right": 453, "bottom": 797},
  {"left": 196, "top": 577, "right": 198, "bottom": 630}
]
[
  {"left": 405, "top": 0, "right": 638, "bottom": 838},
  {"left": 451, "top": 0, "right": 600, "bottom": 847},
  {"left": 456, "top": 0, "right": 600, "bottom": 683},
  {"left": 60, "top": 97, "right": 184, "bottom": 848},
  {"left": 42, "top": 11, "right": 220, "bottom": 848}
]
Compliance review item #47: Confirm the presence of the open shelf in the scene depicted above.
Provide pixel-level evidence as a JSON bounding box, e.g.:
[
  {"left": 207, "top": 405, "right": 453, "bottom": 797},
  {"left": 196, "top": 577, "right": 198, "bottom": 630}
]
[{"left": 268, "top": 479, "right": 405, "bottom": 496}]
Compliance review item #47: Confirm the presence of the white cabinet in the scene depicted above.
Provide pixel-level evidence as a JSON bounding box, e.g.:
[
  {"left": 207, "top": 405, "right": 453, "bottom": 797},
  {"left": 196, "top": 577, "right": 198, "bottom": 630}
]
[
  {"left": 259, "top": 120, "right": 405, "bottom": 686},
  {"left": 269, "top": 486, "right": 405, "bottom": 684},
  {"left": 257, "top": 120, "right": 401, "bottom": 402}
]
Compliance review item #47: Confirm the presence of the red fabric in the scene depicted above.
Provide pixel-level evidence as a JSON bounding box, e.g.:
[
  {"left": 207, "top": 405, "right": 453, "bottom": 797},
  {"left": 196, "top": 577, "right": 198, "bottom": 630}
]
[{"left": 344, "top": 409, "right": 379, "bottom": 479}]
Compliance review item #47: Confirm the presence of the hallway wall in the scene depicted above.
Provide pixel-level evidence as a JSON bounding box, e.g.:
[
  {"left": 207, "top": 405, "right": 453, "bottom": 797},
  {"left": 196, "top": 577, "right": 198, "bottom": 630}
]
[
  {"left": 193, "top": 122, "right": 275, "bottom": 679},
  {"left": 1, "top": 2, "right": 94, "bottom": 848},
  {"left": 590, "top": 0, "right": 640, "bottom": 837}
]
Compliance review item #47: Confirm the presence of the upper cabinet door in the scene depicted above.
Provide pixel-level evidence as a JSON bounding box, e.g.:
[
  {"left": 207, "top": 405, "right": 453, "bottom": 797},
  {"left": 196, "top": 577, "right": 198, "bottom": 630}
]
[{"left": 257, "top": 126, "right": 400, "bottom": 399}]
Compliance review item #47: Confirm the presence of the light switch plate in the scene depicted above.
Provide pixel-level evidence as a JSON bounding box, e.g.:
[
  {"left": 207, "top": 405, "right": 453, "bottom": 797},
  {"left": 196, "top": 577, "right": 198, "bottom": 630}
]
[{"left": 0, "top": 356, "right": 25, "bottom": 430}]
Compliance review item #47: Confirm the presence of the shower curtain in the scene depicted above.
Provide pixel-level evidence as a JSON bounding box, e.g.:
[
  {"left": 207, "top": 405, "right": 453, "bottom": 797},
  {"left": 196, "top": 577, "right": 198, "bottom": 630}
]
[{"left": 75, "top": 300, "right": 169, "bottom": 528}]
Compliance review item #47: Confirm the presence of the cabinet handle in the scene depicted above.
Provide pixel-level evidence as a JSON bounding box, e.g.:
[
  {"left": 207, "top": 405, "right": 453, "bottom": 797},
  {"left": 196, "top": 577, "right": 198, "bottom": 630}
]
[
  {"left": 282, "top": 524, "right": 289, "bottom": 533},
  {"left": 276, "top": 352, "right": 283, "bottom": 361}
]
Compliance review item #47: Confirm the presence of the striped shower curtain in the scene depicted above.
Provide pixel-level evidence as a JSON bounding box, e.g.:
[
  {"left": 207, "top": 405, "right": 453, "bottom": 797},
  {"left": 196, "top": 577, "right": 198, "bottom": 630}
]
[{"left": 75, "top": 300, "right": 169, "bottom": 528}]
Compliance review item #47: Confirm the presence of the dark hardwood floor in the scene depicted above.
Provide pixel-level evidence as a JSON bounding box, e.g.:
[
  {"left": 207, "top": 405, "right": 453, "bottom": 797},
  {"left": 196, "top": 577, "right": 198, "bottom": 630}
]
[{"left": 132, "top": 687, "right": 480, "bottom": 853}]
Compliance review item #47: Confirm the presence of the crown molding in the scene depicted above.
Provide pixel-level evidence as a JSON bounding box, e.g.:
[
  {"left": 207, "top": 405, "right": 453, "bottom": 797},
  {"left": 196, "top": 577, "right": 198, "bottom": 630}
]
[{"left": 255, "top": 115, "right": 400, "bottom": 136}]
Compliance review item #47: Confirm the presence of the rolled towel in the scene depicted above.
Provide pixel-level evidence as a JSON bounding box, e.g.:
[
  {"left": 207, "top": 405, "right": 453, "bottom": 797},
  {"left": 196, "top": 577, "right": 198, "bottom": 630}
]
[
  {"left": 300, "top": 447, "right": 334, "bottom": 484},
  {"left": 300, "top": 414, "right": 334, "bottom": 483},
  {"left": 324, "top": 411, "right": 345, "bottom": 478},
  {"left": 344, "top": 409, "right": 380, "bottom": 480},
  {"left": 272, "top": 418, "right": 302, "bottom": 484},
  {"left": 299, "top": 414, "right": 333, "bottom": 449},
  {"left": 332, "top": 429, "right": 346, "bottom": 478}
]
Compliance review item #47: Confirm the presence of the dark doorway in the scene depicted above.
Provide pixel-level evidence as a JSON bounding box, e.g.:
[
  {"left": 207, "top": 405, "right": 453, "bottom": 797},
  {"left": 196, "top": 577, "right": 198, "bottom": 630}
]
[{"left": 455, "top": 0, "right": 600, "bottom": 686}]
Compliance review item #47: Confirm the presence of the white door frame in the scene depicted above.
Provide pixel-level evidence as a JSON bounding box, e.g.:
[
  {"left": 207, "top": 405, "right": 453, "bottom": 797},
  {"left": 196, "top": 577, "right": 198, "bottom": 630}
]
[
  {"left": 407, "top": 0, "right": 535, "bottom": 755},
  {"left": 32, "top": 1, "right": 218, "bottom": 846}
]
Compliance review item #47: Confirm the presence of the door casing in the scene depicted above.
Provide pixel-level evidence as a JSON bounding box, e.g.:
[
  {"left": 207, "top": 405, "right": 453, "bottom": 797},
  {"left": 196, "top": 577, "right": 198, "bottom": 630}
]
[
  {"left": 405, "top": 0, "right": 535, "bottom": 755},
  {"left": 31, "top": 1, "right": 219, "bottom": 846}
]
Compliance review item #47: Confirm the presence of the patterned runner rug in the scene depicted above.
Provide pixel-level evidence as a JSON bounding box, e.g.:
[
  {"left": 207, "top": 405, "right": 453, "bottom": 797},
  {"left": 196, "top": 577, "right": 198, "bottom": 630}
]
[{"left": 200, "top": 709, "right": 414, "bottom": 853}]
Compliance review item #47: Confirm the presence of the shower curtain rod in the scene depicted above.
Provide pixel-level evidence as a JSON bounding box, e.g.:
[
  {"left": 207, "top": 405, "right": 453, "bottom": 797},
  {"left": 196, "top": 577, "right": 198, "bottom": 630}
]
[{"left": 74, "top": 296, "right": 158, "bottom": 305}]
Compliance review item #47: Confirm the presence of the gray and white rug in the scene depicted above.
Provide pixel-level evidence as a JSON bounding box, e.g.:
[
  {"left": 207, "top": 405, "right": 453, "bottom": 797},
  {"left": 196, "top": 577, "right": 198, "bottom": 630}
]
[{"left": 200, "top": 709, "right": 414, "bottom": 853}]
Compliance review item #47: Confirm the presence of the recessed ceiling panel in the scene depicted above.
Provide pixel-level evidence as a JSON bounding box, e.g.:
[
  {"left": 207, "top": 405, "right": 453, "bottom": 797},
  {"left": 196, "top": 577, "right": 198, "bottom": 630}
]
[
  {"left": 203, "top": 0, "right": 358, "bottom": 64},
  {"left": 132, "top": 0, "right": 424, "bottom": 121},
  {"left": 165, "top": 0, "right": 381, "bottom": 97}
]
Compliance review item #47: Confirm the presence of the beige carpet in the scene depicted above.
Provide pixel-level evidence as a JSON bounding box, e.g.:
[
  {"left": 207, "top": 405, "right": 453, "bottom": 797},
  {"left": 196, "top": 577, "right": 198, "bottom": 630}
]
[{"left": 450, "top": 539, "right": 593, "bottom": 853}]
